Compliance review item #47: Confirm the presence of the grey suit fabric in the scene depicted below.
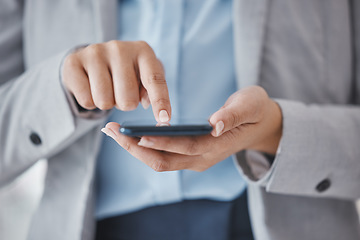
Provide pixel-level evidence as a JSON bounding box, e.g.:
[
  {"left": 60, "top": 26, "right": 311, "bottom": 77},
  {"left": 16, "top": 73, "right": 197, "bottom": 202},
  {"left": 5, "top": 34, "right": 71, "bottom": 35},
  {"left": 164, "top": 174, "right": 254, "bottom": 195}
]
[{"left": 0, "top": 0, "right": 359, "bottom": 239}]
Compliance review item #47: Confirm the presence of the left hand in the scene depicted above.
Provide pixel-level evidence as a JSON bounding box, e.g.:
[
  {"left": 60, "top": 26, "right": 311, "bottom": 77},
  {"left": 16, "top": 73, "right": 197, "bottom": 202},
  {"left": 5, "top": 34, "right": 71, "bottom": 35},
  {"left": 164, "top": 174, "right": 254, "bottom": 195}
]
[{"left": 101, "top": 86, "right": 282, "bottom": 172}]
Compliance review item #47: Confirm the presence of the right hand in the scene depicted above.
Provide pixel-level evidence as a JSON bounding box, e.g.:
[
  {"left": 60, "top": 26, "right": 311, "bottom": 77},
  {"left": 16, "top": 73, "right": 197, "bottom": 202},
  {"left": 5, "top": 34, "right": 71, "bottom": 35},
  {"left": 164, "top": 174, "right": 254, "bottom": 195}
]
[{"left": 62, "top": 40, "right": 171, "bottom": 123}]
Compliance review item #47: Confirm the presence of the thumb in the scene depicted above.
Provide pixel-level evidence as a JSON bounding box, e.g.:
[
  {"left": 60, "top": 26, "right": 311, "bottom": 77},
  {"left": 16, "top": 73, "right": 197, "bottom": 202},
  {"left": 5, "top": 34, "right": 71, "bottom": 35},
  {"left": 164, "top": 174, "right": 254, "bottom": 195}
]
[
  {"left": 209, "top": 86, "right": 268, "bottom": 137},
  {"left": 209, "top": 103, "right": 247, "bottom": 137},
  {"left": 209, "top": 96, "right": 261, "bottom": 137}
]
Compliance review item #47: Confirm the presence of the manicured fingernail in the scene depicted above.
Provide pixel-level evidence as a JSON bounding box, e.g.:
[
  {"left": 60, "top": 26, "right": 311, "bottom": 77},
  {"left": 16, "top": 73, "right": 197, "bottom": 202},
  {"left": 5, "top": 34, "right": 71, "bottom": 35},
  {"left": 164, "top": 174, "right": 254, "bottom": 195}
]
[
  {"left": 101, "top": 128, "right": 116, "bottom": 139},
  {"left": 215, "top": 121, "right": 224, "bottom": 137},
  {"left": 138, "top": 137, "right": 154, "bottom": 147},
  {"left": 159, "top": 110, "right": 169, "bottom": 123},
  {"left": 141, "top": 97, "right": 150, "bottom": 110}
]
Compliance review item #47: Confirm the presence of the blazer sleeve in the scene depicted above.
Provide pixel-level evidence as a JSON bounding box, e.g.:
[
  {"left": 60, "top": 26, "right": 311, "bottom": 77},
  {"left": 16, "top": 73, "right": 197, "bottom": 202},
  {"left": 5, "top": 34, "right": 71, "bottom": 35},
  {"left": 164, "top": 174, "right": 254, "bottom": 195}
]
[
  {"left": 236, "top": 100, "right": 360, "bottom": 200},
  {"left": 235, "top": 1, "right": 360, "bottom": 201},
  {"left": 0, "top": 2, "right": 107, "bottom": 187}
]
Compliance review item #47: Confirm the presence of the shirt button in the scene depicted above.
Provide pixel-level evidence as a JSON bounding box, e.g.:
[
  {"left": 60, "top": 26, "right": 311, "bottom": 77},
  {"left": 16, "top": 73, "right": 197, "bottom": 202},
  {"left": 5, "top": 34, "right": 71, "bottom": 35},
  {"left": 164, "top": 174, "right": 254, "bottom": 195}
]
[
  {"left": 316, "top": 178, "right": 331, "bottom": 192},
  {"left": 30, "top": 132, "right": 42, "bottom": 145}
]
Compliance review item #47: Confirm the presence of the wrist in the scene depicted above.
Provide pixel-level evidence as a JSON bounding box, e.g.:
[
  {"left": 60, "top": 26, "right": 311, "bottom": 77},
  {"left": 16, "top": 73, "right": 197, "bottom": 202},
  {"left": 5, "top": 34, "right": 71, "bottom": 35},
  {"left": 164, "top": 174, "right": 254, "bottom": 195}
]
[{"left": 250, "top": 99, "right": 283, "bottom": 155}]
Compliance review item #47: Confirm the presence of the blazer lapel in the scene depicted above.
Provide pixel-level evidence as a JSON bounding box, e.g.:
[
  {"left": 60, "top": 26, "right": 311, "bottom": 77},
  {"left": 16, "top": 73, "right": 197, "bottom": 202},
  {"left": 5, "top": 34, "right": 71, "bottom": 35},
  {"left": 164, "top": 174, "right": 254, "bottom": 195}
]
[
  {"left": 92, "top": 0, "right": 118, "bottom": 42},
  {"left": 233, "top": 0, "right": 269, "bottom": 88}
]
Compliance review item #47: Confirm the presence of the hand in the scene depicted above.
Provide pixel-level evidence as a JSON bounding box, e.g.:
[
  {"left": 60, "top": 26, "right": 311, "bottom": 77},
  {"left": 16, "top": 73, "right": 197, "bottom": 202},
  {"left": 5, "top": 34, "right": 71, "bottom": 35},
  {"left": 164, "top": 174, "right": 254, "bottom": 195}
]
[
  {"left": 101, "top": 86, "right": 282, "bottom": 172},
  {"left": 62, "top": 41, "right": 171, "bottom": 122}
]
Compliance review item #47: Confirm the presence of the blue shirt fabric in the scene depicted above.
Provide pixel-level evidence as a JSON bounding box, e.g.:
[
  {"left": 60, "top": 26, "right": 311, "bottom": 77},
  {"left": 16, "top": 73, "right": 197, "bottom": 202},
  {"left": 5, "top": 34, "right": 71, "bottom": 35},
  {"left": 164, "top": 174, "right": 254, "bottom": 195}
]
[{"left": 95, "top": 0, "right": 246, "bottom": 220}]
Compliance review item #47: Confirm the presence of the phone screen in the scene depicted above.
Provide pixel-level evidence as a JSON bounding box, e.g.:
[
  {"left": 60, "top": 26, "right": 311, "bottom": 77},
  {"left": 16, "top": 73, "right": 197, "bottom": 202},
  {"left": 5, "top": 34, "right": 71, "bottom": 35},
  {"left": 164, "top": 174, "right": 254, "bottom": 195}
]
[{"left": 119, "top": 119, "right": 213, "bottom": 136}]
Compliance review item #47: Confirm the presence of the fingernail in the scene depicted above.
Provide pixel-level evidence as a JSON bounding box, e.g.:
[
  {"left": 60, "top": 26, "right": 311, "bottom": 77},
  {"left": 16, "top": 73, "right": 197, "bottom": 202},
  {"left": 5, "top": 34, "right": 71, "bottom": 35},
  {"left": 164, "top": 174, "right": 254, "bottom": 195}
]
[
  {"left": 215, "top": 121, "right": 224, "bottom": 137},
  {"left": 138, "top": 137, "right": 154, "bottom": 147},
  {"left": 141, "top": 97, "right": 150, "bottom": 110},
  {"left": 101, "top": 128, "right": 116, "bottom": 139},
  {"left": 159, "top": 110, "right": 169, "bottom": 123}
]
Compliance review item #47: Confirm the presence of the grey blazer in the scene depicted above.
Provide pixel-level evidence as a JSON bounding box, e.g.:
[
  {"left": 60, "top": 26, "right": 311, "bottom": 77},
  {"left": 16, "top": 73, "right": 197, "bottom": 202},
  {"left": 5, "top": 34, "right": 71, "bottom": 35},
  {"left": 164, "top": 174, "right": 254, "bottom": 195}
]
[{"left": 0, "top": 0, "right": 359, "bottom": 239}]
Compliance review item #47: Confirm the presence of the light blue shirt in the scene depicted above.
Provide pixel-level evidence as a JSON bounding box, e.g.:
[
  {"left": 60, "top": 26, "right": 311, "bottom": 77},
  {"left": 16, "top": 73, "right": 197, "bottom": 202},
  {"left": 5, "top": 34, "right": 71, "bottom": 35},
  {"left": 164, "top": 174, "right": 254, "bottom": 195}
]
[{"left": 96, "top": 0, "right": 246, "bottom": 220}]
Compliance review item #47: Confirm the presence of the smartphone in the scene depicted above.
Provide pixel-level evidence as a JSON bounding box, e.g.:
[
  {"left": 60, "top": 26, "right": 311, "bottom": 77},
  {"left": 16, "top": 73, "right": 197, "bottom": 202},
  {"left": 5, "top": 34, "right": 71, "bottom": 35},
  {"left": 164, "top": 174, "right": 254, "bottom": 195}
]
[{"left": 119, "top": 119, "right": 213, "bottom": 136}]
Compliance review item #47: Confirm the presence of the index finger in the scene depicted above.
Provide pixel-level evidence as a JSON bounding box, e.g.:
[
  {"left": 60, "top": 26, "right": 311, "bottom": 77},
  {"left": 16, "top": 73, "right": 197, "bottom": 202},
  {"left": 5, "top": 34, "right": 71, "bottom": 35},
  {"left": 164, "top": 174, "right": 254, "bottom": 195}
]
[{"left": 137, "top": 43, "right": 171, "bottom": 123}]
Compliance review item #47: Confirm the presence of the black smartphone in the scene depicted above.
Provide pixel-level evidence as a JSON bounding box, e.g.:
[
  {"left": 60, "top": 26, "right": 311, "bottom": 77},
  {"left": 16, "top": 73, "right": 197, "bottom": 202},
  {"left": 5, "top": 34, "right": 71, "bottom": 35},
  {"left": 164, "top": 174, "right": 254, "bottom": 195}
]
[{"left": 119, "top": 119, "right": 213, "bottom": 136}]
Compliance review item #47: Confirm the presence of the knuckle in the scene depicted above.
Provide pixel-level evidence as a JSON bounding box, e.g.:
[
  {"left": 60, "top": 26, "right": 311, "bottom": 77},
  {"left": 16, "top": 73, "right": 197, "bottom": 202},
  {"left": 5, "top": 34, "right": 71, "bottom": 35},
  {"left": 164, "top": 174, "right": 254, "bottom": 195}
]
[
  {"left": 229, "top": 111, "right": 240, "bottom": 128},
  {"left": 186, "top": 138, "right": 199, "bottom": 155},
  {"left": 64, "top": 53, "right": 80, "bottom": 68},
  {"left": 106, "top": 40, "right": 122, "bottom": 54},
  {"left": 151, "top": 159, "right": 169, "bottom": 172},
  {"left": 136, "top": 40, "right": 151, "bottom": 50},
  {"left": 123, "top": 141, "right": 132, "bottom": 152},
  {"left": 85, "top": 44, "right": 102, "bottom": 57},
  {"left": 153, "top": 97, "right": 170, "bottom": 107},
  {"left": 77, "top": 96, "right": 95, "bottom": 109},
  {"left": 96, "top": 100, "right": 114, "bottom": 110},
  {"left": 107, "top": 40, "right": 119, "bottom": 48},
  {"left": 254, "top": 85, "right": 267, "bottom": 96},
  {"left": 147, "top": 73, "right": 166, "bottom": 85},
  {"left": 117, "top": 101, "right": 138, "bottom": 111}
]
